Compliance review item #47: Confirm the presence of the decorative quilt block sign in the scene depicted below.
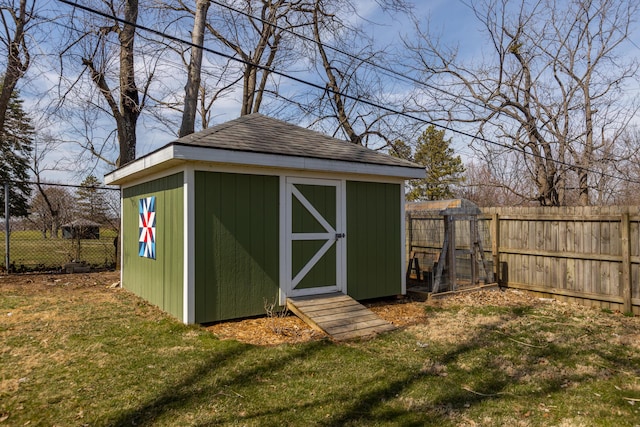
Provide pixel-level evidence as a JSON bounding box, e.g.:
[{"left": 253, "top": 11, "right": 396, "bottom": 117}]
[{"left": 139, "top": 196, "right": 156, "bottom": 259}]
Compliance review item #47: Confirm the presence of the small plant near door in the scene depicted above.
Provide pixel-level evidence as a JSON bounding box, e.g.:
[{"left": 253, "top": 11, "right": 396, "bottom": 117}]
[{"left": 263, "top": 297, "right": 290, "bottom": 335}]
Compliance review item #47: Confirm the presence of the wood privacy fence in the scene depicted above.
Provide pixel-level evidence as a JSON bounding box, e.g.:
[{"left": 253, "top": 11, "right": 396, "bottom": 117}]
[{"left": 407, "top": 205, "right": 640, "bottom": 315}]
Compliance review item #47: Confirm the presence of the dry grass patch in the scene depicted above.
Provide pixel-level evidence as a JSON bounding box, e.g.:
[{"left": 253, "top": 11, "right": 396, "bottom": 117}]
[{"left": 2, "top": 274, "right": 640, "bottom": 426}]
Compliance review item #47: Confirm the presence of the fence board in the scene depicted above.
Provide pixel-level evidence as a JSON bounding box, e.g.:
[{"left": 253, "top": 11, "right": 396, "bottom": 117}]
[{"left": 407, "top": 205, "right": 640, "bottom": 315}]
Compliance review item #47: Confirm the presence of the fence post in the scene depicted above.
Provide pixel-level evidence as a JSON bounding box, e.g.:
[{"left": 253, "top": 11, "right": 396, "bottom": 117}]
[
  {"left": 4, "top": 182, "right": 9, "bottom": 274},
  {"left": 447, "top": 215, "right": 457, "bottom": 290},
  {"left": 621, "top": 211, "right": 632, "bottom": 314},
  {"left": 491, "top": 212, "right": 500, "bottom": 285},
  {"left": 406, "top": 210, "right": 412, "bottom": 268}
]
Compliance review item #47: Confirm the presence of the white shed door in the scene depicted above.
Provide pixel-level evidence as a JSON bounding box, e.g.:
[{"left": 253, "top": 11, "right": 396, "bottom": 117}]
[{"left": 284, "top": 177, "right": 345, "bottom": 297}]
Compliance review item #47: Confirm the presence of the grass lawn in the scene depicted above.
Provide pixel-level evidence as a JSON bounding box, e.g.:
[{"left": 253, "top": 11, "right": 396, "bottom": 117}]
[
  {"left": 1, "top": 272, "right": 639, "bottom": 426},
  {"left": 0, "top": 230, "right": 118, "bottom": 271}
]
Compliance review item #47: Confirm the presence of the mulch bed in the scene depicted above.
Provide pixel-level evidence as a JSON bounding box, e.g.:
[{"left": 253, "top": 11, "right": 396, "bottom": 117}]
[
  {"left": 205, "top": 288, "right": 544, "bottom": 346},
  {"left": 0, "top": 271, "right": 578, "bottom": 346}
]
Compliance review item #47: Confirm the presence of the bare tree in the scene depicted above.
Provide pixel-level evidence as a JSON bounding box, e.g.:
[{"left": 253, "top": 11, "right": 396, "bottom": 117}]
[
  {"left": 310, "top": 0, "right": 364, "bottom": 144},
  {"left": 153, "top": 0, "right": 298, "bottom": 131},
  {"left": 294, "top": 0, "right": 414, "bottom": 147},
  {"left": 29, "top": 131, "right": 68, "bottom": 237},
  {"left": 0, "top": 0, "right": 34, "bottom": 136},
  {"left": 407, "top": 0, "right": 639, "bottom": 206},
  {"left": 203, "top": 0, "right": 297, "bottom": 116},
  {"left": 178, "top": 0, "right": 209, "bottom": 137},
  {"left": 598, "top": 128, "right": 640, "bottom": 205},
  {"left": 458, "top": 160, "right": 534, "bottom": 207},
  {"left": 81, "top": 0, "right": 139, "bottom": 167},
  {"left": 29, "top": 185, "right": 73, "bottom": 238},
  {"left": 198, "top": 68, "right": 242, "bottom": 129},
  {"left": 58, "top": 0, "right": 160, "bottom": 168},
  {"left": 154, "top": 0, "right": 413, "bottom": 143}
]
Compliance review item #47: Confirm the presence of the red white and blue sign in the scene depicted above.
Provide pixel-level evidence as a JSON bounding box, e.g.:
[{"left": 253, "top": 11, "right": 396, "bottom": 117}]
[{"left": 139, "top": 196, "right": 156, "bottom": 259}]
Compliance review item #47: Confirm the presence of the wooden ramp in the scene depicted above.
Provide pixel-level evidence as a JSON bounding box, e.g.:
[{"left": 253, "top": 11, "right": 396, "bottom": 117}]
[{"left": 287, "top": 293, "right": 396, "bottom": 341}]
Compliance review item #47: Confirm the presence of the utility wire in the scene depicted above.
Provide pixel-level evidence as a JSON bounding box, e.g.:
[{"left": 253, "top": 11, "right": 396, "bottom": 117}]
[
  {"left": 56, "top": 0, "right": 485, "bottom": 139},
  {"left": 55, "top": 0, "right": 640, "bottom": 186},
  {"left": 207, "top": 0, "right": 492, "bottom": 113},
  {"left": 7, "top": 179, "right": 120, "bottom": 191}
]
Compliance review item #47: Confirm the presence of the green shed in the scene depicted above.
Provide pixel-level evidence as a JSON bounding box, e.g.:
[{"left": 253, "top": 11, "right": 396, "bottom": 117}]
[{"left": 105, "top": 113, "right": 425, "bottom": 324}]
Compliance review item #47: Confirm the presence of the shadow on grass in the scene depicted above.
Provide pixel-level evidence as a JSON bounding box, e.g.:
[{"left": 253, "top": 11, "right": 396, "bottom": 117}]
[
  {"left": 311, "top": 326, "right": 511, "bottom": 426},
  {"left": 318, "top": 371, "right": 435, "bottom": 427},
  {"left": 104, "top": 340, "right": 330, "bottom": 426},
  {"left": 103, "top": 307, "right": 638, "bottom": 426},
  {"left": 315, "top": 321, "right": 607, "bottom": 426}
]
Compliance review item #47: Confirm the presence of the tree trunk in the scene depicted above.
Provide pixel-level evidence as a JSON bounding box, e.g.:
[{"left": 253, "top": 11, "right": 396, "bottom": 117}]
[
  {"left": 117, "top": 0, "right": 140, "bottom": 166},
  {"left": 312, "top": 1, "right": 362, "bottom": 145},
  {"left": 510, "top": 39, "right": 558, "bottom": 206},
  {"left": 578, "top": 75, "right": 593, "bottom": 206},
  {"left": 179, "top": 0, "right": 209, "bottom": 137},
  {"left": 0, "top": 0, "right": 31, "bottom": 137},
  {"left": 241, "top": 65, "right": 257, "bottom": 116},
  {"left": 253, "top": 33, "right": 281, "bottom": 113}
]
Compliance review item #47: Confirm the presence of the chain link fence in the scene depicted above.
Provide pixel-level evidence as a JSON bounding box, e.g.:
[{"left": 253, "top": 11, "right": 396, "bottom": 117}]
[{"left": 1, "top": 181, "right": 120, "bottom": 273}]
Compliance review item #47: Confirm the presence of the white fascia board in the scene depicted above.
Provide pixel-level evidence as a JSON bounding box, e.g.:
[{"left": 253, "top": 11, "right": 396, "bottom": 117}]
[
  {"left": 174, "top": 145, "right": 426, "bottom": 180},
  {"left": 105, "top": 144, "right": 426, "bottom": 185},
  {"left": 193, "top": 162, "right": 408, "bottom": 185},
  {"left": 104, "top": 146, "right": 181, "bottom": 185}
]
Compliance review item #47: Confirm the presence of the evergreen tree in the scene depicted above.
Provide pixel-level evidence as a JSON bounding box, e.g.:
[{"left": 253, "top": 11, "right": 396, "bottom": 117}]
[
  {"left": 399, "top": 126, "right": 466, "bottom": 201},
  {"left": 76, "top": 175, "right": 109, "bottom": 223},
  {"left": 0, "top": 87, "right": 33, "bottom": 217}
]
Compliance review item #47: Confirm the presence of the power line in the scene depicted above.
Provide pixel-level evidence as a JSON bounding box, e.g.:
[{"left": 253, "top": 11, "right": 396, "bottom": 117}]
[
  {"left": 7, "top": 179, "right": 120, "bottom": 191},
  {"left": 207, "top": 0, "right": 493, "bottom": 113},
  {"left": 54, "top": 0, "right": 640, "bottom": 187}
]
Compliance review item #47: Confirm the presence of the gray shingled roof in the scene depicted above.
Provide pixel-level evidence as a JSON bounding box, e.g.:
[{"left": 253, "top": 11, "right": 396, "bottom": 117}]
[{"left": 171, "top": 113, "right": 422, "bottom": 170}]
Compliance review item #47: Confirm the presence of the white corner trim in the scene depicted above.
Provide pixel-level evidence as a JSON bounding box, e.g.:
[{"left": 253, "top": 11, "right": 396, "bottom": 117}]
[
  {"left": 119, "top": 189, "right": 124, "bottom": 288},
  {"left": 339, "top": 179, "right": 347, "bottom": 294},
  {"left": 183, "top": 165, "right": 196, "bottom": 324},
  {"left": 278, "top": 176, "right": 287, "bottom": 306},
  {"left": 400, "top": 188, "right": 407, "bottom": 295}
]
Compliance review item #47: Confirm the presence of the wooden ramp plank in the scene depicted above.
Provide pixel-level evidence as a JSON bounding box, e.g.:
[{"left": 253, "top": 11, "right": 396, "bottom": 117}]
[
  {"left": 317, "top": 312, "right": 380, "bottom": 324},
  {"left": 287, "top": 293, "right": 395, "bottom": 341},
  {"left": 294, "top": 300, "right": 362, "bottom": 315}
]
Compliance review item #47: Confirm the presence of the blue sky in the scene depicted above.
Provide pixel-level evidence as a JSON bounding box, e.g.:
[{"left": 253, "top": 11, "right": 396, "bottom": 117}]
[
  {"left": 19, "top": 0, "right": 640, "bottom": 184},
  {"left": 28, "top": 0, "right": 490, "bottom": 183}
]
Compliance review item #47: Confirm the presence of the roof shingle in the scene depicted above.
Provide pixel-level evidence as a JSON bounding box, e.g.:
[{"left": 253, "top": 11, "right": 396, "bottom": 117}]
[{"left": 172, "top": 113, "right": 422, "bottom": 170}]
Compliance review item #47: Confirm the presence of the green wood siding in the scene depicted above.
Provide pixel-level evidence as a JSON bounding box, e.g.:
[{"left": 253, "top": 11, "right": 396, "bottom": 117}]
[
  {"left": 122, "top": 173, "right": 184, "bottom": 319},
  {"left": 346, "top": 181, "right": 401, "bottom": 300},
  {"left": 194, "top": 171, "right": 279, "bottom": 323}
]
